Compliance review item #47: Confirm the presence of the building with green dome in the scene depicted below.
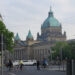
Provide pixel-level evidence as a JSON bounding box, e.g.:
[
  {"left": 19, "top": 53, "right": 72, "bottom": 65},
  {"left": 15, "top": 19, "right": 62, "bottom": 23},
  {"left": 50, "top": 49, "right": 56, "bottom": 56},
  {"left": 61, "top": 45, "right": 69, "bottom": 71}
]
[
  {"left": 37, "top": 7, "right": 66, "bottom": 42},
  {"left": 8, "top": 7, "right": 66, "bottom": 61}
]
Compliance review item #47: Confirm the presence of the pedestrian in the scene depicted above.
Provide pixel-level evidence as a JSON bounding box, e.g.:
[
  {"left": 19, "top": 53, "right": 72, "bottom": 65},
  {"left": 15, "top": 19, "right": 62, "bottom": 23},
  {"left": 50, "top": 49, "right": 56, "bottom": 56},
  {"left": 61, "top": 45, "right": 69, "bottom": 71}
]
[
  {"left": 8, "top": 59, "right": 13, "bottom": 71},
  {"left": 42, "top": 58, "right": 48, "bottom": 68},
  {"left": 19, "top": 60, "right": 23, "bottom": 70},
  {"left": 36, "top": 60, "right": 40, "bottom": 70}
]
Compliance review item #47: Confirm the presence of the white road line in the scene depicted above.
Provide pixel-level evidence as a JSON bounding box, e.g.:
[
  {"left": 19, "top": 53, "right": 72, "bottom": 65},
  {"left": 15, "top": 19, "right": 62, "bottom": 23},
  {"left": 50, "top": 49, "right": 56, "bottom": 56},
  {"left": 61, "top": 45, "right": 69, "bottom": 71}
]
[{"left": 8, "top": 72, "right": 16, "bottom": 75}]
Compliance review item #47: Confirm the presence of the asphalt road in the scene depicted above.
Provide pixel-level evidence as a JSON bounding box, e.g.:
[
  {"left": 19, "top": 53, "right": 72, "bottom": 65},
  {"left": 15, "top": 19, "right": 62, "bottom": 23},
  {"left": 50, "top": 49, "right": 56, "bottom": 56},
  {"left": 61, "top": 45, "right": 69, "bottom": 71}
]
[{"left": 0, "top": 66, "right": 66, "bottom": 75}]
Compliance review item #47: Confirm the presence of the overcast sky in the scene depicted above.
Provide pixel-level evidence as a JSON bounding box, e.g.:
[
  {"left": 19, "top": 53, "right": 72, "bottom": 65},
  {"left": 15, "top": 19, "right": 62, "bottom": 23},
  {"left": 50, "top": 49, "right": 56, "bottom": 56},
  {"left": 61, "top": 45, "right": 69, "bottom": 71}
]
[{"left": 0, "top": 0, "right": 75, "bottom": 40}]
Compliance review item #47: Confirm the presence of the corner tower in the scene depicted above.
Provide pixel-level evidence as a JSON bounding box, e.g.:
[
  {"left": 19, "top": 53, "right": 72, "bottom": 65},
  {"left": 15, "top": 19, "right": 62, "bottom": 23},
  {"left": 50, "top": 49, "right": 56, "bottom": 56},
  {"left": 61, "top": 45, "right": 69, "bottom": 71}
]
[
  {"left": 26, "top": 30, "right": 34, "bottom": 41},
  {"left": 14, "top": 33, "right": 21, "bottom": 42},
  {"left": 26, "top": 30, "right": 35, "bottom": 45}
]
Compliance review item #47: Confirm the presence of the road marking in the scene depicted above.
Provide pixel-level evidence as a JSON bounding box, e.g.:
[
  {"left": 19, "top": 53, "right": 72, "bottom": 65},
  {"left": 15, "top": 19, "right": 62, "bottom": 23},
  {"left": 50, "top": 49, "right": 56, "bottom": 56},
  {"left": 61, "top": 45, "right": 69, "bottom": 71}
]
[{"left": 8, "top": 72, "right": 16, "bottom": 75}]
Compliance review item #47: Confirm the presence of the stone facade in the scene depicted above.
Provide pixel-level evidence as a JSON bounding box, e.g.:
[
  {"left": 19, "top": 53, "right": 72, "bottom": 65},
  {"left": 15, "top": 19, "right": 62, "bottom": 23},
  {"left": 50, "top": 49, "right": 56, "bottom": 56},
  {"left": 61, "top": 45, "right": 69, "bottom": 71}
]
[{"left": 8, "top": 8, "right": 66, "bottom": 61}]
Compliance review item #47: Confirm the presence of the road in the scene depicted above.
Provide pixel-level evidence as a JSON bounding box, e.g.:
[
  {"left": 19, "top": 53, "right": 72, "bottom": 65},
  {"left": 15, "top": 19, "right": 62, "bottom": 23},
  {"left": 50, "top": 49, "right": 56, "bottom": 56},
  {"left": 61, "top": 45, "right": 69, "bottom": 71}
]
[{"left": 0, "top": 66, "right": 66, "bottom": 75}]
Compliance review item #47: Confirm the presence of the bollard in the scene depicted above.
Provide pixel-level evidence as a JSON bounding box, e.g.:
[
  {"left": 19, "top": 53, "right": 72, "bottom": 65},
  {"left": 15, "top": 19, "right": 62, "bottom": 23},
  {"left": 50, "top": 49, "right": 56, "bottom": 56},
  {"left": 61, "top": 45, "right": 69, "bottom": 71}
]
[
  {"left": 66, "top": 59, "right": 72, "bottom": 75},
  {"left": 72, "top": 60, "right": 75, "bottom": 75}
]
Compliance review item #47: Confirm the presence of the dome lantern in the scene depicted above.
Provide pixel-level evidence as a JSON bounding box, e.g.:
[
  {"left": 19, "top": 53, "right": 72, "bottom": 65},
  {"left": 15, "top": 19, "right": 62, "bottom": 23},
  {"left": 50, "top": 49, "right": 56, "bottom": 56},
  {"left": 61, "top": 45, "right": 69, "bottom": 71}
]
[{"left": 48, "top": 6, "right": 54, "bottom": 17}]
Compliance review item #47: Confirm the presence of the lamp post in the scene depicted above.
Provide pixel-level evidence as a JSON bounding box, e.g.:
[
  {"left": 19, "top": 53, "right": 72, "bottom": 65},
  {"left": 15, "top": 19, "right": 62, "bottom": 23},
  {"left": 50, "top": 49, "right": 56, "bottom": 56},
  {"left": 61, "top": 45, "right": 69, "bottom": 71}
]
[
  {"left": 1, "top": 33, "right": 3, "bottom": 75},
  {"left": 60, "top": 47, "right": 62, "bottom": 64},
  {"left": 50, "top": 49, "right": 52, "bottom": 62}
]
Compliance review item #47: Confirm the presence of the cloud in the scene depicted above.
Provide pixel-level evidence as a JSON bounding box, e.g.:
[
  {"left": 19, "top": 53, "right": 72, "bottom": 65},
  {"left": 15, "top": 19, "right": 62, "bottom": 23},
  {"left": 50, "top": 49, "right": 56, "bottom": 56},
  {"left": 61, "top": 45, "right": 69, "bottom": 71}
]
[{"left": 62, "top": 24, "right": 75, "bottom": 40}]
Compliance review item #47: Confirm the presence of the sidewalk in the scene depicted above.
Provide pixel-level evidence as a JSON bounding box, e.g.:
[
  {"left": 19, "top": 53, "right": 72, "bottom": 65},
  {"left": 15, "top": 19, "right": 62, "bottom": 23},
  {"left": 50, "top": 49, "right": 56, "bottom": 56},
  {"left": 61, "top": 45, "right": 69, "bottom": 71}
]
[
  {"left": 0, "top": 66, "right": 66, "bottom": 75},
  {"left": 46, "top": 65, "right": 66, "bottom": 71},
  {"left": 0, "top": 66, "right": 8, "bottom": 71}
]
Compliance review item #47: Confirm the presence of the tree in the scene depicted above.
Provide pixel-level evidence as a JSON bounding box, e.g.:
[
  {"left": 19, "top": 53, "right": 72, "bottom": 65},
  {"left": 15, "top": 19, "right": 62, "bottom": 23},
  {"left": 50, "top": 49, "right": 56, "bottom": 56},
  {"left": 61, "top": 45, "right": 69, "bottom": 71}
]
[
  {"left": 67, "top": 41, "right": 75, "bottom": 59},
  {"left": 0, "top": 21, "right": 14, "bottom": 52},
  {"left": 51, "top": 41, "right": 69, "bottom": 60},
  {"left": 51, "top": 41, "right": 75, "bottom": 60}
]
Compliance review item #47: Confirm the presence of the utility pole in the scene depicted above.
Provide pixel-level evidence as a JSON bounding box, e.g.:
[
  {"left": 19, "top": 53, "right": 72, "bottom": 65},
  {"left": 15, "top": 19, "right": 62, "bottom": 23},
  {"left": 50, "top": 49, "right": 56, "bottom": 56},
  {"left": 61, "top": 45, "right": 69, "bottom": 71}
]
[{"left": 60, "top": 47, "right": 62, "bottom": 63}]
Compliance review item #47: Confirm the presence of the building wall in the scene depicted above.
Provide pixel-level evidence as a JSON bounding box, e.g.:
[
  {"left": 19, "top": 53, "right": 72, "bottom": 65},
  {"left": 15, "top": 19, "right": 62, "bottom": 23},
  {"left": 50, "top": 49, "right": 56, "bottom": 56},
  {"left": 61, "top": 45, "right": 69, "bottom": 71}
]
[
  {"left": 6, "top": 9, "right": 66, "bottom": 61},
  {"left": 32, "top": 42, "right": 54, "bottom": 61},
  {"left": 38, "top": 25, "right": 66, "bottom": 42}
]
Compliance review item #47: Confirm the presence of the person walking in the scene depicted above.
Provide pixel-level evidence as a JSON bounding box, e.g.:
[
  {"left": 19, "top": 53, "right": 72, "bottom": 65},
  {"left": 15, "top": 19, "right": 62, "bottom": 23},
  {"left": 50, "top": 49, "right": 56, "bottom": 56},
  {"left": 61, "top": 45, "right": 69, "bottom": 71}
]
[
  {"left": 43, "top": 58, "right": 48, "bottom": 68},
  {"left": 8, "top": 59, "right": 13, "bottom": 71},
  {"left": 36, "top": 60, "right": 40, "bottom": 70}
]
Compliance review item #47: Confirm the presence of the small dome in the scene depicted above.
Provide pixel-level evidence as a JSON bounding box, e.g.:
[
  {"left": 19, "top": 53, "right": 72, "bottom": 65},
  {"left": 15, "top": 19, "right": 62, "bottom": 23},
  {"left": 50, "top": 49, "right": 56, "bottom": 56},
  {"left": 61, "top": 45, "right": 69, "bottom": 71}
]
[{"left": 41, "top": 8, "right": 60, "bottom": 28}]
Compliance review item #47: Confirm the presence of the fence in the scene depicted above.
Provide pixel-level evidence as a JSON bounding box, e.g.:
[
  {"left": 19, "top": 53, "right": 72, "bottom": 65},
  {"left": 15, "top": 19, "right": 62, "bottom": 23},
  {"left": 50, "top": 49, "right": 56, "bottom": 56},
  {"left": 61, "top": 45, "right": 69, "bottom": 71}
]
[{"left": 66, "top": 59, "right": 75, "bottom": 75}]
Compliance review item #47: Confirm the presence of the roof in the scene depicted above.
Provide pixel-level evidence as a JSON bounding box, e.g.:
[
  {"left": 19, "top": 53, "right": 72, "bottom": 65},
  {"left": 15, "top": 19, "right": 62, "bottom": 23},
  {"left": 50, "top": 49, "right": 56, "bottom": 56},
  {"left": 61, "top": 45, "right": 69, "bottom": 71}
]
[
  {"left": 18, "top": 41, "right": 28, "bottom": 46},
  {"left": 14, "top": 33, "right": 20, "bottom": 41},
  {"left": 31, "top": 40, "right": 56, "bottom": 47},
  {"left": 26, "top": 30, "right": 33, "bottom": 39},
  {"left": 41, "top": 8, "right": 60, "bottom": 28}
]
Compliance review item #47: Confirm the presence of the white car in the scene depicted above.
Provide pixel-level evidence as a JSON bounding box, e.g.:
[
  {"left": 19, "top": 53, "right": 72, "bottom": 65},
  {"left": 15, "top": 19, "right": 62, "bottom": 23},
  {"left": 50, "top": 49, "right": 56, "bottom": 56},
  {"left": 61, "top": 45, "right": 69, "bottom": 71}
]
[
  {"left": 13, "top": 60, "right": 19, "bottom": 66},
  {"left": 23, "top": 60, "right": 37, "bottom": 66},
  {"left": 13, "top": 60, "right": 36, "bottom": 66}
]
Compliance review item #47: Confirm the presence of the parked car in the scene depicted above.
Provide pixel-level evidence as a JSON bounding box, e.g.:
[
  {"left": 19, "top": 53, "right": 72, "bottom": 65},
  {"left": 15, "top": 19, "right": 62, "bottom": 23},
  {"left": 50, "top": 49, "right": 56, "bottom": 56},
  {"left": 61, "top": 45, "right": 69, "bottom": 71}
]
[
  {"left": 13, "top": 60, "right": 37, "bottom": 66},
  {"left": 23, "top": 60, "right": 37, "bottom": 66},
  {"left": 13, "top": 60, "right": 19, "bottom": 66}
]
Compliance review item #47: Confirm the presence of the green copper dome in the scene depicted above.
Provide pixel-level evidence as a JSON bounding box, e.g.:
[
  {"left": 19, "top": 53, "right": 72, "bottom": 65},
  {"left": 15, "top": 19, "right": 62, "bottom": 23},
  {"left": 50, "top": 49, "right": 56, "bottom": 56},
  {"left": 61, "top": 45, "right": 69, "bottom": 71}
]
[
  {"left": 41, "top": 8, "right": 60, "bottom": 28},
  {"left": 15, "top": 33, "right": 20, "bottom": 41},
  {"left": 27, "top": 30, "right": 33, "bottom": 39}
]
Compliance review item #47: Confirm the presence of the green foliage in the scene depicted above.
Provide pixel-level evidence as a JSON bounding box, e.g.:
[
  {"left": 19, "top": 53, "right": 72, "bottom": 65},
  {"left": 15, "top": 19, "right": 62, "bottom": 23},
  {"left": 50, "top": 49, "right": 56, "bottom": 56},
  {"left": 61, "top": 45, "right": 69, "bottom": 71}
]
[
  {"left": 0, "top": 21, "right": 6, "bottom": 33},
  {"left": 51, "top": 41, "right": 75, "bottom": 60},
  {"left": 0, "top": 21, "right": 14, "bottom": 52},
  {"left": 67, "top": 41, "right": 75, "bottom": 59},
  {"left": 62, "top": 44, "right": 72, "bottom": 59},
  {"left": 51, "top": 41, "right": 68, "bottom": 59}
]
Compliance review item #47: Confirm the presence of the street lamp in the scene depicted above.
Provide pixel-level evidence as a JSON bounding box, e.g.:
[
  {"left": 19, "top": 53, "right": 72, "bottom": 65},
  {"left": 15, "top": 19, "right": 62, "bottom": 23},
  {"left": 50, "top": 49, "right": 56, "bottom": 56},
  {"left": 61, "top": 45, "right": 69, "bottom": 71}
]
[
  {"left": 50, "top": 49, "right": 52, "bottom": 62},
  {"left": 1, "top": 33, "right": 3, "bottom": 75},
  {"left": 60, "top": 47, "right": 62, "bottom": 63},
  {"left": 0, "top": 31, "right": 5, "bottom": 75}
]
